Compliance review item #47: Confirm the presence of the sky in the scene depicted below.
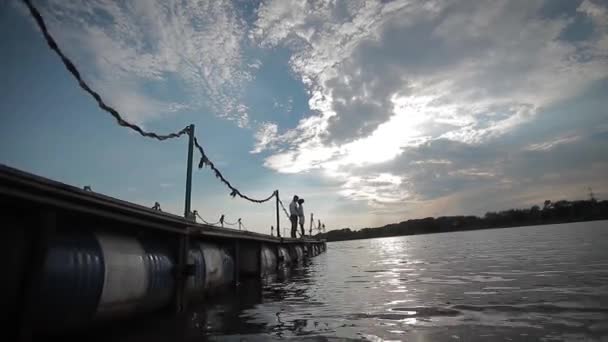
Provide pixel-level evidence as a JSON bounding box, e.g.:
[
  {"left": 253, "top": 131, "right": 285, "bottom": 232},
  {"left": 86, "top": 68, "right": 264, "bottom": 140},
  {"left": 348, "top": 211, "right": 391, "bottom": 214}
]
[{"left": 1, "top": 0, "right": 607, "bottom": 234}]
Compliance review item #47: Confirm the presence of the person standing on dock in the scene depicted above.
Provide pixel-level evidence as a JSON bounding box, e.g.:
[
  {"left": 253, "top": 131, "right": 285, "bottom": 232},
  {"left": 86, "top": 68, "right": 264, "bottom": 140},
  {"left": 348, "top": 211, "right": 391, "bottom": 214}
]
[
  {"left": 289, "top": 195, "right": 299, "bottom": 238},
  {"left": 298, "top": 198, "right": 306, "bottom": 237},
  {"left": 188, "top": 210, "right": 197, "bottom": 222}
]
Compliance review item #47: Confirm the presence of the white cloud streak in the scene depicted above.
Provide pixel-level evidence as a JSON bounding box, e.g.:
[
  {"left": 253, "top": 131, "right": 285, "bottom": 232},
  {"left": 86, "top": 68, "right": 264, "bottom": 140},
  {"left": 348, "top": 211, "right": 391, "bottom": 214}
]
[{"left": 35, "top": 0, "right": 254, "bottom": 125}]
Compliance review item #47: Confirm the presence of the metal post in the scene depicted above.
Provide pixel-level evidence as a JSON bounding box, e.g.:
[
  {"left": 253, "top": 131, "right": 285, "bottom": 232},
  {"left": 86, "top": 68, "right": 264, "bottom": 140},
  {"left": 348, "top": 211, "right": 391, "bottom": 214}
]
[
  {"left": 275, "top": 190, "right": 280, "bottom": 238},
  {"left": 184, "top": 124, "right": 195, "bottom": 218},
  {"left": 177, "top": 124, "right": 194, "bottom": 312},
  {"left": 310, "top": 213, "right": 313, "bottom": 236}
]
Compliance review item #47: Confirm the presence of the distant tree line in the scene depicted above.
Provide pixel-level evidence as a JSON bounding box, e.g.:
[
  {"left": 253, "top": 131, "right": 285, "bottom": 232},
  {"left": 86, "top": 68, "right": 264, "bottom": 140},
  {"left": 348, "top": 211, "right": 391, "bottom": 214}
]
[{"left": 316, "top": 198, "right": 608, "bottom": 242}]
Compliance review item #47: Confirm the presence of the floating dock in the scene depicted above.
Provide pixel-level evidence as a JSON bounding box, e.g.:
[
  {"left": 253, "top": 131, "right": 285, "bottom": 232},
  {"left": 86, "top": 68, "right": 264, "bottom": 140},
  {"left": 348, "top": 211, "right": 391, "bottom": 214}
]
[{"left": 0, "top": 164, "right": 326, "bottom": 339}]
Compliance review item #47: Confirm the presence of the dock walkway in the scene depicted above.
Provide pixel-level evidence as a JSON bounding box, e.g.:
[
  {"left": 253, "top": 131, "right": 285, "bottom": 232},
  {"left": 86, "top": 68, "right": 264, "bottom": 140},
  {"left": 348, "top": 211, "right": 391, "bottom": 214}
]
[{"left": 0, "top": 164, "right": 326, "bottom": 340}]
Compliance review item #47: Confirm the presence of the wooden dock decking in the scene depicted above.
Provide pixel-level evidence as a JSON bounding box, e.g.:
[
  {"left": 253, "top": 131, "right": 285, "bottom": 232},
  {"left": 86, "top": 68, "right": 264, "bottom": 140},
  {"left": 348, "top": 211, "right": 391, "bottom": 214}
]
[{"left": 0, "top": 164, "right": 322, "bottom": 244}]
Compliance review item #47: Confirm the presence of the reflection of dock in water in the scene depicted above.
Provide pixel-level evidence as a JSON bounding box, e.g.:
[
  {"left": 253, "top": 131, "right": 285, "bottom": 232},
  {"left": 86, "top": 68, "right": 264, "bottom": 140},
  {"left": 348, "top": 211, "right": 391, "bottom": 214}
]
[{"left": 0, "top": 164, "right": 326, "bottom": 340}]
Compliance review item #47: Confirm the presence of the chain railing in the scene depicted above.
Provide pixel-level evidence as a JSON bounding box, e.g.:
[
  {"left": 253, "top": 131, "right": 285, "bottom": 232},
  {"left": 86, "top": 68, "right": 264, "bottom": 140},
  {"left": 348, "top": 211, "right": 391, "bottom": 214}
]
[
  {"left": 22, "top": 0, "right": 276, "bottom": 204},
  {"left": 277, "top": 197, "right": 291, "bottom": 219},
  {"left": 194, "top": 211, "right": 219, "bottom": 226},
  {"left": 23, "top": 0, "right": 326, "bottom": 238}
]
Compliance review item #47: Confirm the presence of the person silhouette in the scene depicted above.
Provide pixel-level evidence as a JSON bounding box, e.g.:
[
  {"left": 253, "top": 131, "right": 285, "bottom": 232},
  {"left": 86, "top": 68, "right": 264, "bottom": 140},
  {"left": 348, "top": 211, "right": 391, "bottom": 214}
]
[
  {"left": 298, "top": 198, "right": 305, "bottom": 238},
  {"left": 289, "top": 195, "right": 299, "bottom": 238}
]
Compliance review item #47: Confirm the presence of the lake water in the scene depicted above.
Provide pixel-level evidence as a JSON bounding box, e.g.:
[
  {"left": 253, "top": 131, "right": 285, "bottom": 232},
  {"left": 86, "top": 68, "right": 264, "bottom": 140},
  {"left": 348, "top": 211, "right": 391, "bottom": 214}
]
[{"left": 82, "top": 221, "right": 608, "bottom": 341}]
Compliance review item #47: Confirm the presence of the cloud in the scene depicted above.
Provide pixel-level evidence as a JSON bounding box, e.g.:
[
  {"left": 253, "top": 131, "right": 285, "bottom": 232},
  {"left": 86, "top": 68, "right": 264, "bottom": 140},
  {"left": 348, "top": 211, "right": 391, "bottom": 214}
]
[
  {"left": 31, "top": 0, "right": 254, "bottom": 125},
  {"left": 339, "top": 173, "right": 408, "bottom": 204},
  {"left": 253, "top": 0, "right": 608, "bottom": 212},
  {"left": 525, "top": 135, "right": 582, "bottom": 151},
  {"left": 99, "top": 82, "right": 188, "bottom": 124},
  {"left": 578, "top": 0, "right": 608, "bottom": 23},
  {"left": 369, "top": 127, "right": 608, "bottom": 205},
  {"left": 251, "top": 122, "right": 279, "bottom": 153}
]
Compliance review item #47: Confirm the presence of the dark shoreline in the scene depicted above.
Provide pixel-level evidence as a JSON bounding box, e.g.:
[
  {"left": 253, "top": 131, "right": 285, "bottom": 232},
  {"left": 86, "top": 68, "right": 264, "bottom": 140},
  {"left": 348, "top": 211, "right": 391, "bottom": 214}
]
[{"left": 317, "top": 199, "right": 608, "bottom": 242}]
